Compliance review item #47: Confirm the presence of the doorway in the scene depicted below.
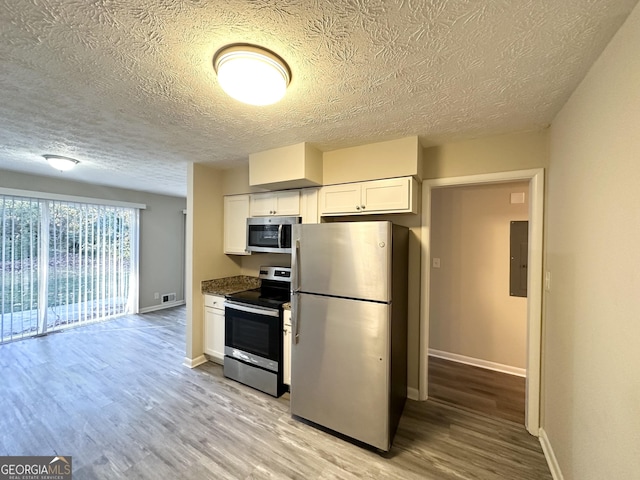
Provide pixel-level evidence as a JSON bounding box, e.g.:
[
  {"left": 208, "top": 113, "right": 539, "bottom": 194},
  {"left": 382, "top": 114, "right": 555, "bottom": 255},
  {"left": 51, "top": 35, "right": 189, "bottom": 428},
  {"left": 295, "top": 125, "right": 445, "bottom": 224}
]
[
  {"left": 419, "top": 168, "right": 544, "bottom": 435},
  {"left": 427, "top": 181, "right": 529, "bottom": 424}
]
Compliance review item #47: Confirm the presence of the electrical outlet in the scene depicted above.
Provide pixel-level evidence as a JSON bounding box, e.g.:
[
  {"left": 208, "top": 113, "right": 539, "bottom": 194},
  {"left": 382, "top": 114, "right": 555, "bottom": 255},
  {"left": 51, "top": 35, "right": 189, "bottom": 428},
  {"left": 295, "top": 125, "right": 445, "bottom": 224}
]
[
  {"left": 432, "top": 258, "right": 441, "bottom": 268},
  {"left": 154, "top": 292, "right": 159, "bottom": 300}
]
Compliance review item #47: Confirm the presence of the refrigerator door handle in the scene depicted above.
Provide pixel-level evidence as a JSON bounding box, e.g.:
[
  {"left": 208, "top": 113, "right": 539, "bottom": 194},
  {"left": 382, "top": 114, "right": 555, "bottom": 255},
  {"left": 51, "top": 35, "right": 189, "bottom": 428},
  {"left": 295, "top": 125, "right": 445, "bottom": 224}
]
[
  {"left": 292, "top": 239, "right": 301, "bottom": 293},
  {"left": 291, "top": 291, "right": 300, "bottom": 344},
  {"left": 291, "top": 238, "right": 301, "bottom": 343}
]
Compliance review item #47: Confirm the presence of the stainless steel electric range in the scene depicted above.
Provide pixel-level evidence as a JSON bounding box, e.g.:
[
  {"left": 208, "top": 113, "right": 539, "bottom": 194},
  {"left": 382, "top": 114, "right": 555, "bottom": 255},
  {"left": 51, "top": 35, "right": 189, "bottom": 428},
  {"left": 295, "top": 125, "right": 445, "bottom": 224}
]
[{"left": 223, "top": 266, "right": 291, "bottom": 397}]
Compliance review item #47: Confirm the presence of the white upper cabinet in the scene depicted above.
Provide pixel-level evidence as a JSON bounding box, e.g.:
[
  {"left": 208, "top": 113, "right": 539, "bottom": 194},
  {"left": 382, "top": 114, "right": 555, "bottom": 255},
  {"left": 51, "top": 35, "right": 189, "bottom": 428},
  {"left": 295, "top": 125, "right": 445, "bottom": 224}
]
[
  {"left": 318, "top": 183, "right": 361, "bottom": 215},
  {"left": 319, "top": 177, "right": 418, "bottom": 216},
  {"left": 224, "top": 194, "right": 251, "bottom": 255},
  {"left": 299, "top": 187, "right": 320, "bottom": 224},
  {"left": 250, "top": 190, "right": 300, "bottom": 216}
]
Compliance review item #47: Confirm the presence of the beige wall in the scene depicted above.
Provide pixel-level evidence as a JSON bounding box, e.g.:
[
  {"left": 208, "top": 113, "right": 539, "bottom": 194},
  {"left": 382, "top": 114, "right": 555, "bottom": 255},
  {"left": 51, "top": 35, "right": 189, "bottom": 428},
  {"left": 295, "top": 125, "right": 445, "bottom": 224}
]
[
  {"left": 424, "top": 129, "right": 549, "bottom": 179},
  {"left": 185, "top": 163, "right": 240, "bottom": 360},
  {"left": 323, "top": 136, "right": 422, "bottom": 185},
  {"left": 544, "top": 3, "right": 640, "bottom": 479},
  {"left": 429, "top": 182, "right": 529, "bottom": 368},
  {"left": 222, "top": 164, "right": 272, "bottom": 196},
  {"left": 249, "top": 142, "right": 323, "bottom": 189}
]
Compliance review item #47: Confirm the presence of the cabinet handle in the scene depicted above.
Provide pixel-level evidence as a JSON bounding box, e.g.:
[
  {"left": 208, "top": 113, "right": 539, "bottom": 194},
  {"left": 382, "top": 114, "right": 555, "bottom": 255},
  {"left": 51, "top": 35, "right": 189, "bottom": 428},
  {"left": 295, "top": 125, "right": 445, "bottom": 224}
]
[
  {"left": 355, "top": 205, "right": 360, "bottom": 210},
  {"left": 361, "top": 205, "right": 366, "bottom": 210}
]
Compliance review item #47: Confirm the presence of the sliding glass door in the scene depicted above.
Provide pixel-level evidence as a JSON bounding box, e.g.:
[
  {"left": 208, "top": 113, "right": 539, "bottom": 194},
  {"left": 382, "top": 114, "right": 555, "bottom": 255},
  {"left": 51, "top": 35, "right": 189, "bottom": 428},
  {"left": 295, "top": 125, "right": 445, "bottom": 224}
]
[
  {"left": 0, "top": 196, "right": 41, "bottom": 342},
  {"left": 0, "top": 195, "right": 138, "bottom": 344}
]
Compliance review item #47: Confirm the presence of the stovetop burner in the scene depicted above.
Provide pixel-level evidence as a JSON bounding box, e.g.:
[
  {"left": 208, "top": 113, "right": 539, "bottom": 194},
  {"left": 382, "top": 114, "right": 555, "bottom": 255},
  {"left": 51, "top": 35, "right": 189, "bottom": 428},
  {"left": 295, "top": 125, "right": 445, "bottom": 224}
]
[
  {"left": 225, "top": 287, "right": 289, "bottom": 310},
  {"left": 225, "top": 266, "right": 291, "bottom": 310}
]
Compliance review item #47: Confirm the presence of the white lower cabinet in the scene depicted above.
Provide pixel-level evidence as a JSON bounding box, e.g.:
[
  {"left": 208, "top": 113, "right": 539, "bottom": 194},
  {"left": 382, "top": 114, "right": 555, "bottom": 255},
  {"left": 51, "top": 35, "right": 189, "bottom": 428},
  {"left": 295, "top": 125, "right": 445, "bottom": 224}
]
[
  {"left": 204, "top": 294, "right": 225, "bottom": 364},
  {"left": 283, "top": 308, "right": 292, "bottom": 387}
]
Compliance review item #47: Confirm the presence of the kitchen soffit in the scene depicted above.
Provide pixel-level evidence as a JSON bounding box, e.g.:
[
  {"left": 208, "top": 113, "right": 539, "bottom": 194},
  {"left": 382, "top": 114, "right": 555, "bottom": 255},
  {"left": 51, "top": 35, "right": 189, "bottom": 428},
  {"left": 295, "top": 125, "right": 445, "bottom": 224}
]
[{"left": 0, "top": 0, "right": 637, "bottom": 197}]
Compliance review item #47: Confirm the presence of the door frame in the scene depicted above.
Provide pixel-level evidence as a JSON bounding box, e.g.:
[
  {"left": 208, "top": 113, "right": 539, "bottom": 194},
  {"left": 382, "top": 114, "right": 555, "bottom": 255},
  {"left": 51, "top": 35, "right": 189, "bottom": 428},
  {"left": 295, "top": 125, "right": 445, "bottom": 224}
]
[{"left": 419, "top": 168, "right": 544, "bottom": 435}]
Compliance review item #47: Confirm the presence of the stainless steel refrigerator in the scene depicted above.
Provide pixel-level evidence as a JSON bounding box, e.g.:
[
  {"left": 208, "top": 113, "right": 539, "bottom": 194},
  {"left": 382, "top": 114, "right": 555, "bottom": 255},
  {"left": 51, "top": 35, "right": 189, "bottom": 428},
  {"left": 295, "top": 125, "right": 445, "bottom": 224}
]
[{"left": 290, "top": 221, "right": 409, "bottom": 451}]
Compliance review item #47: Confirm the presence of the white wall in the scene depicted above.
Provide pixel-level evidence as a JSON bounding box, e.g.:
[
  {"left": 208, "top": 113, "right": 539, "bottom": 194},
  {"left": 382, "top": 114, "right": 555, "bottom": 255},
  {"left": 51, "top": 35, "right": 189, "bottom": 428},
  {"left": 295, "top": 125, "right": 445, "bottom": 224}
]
[
  {"left": 0, "top": 169, "right": 186, "bottom": 311},
  {"left": 430, "top": 182, "right": 529, "bottom": 369},
  {"left": 544, "top": 3, "right": 640, "bottom": 478}
]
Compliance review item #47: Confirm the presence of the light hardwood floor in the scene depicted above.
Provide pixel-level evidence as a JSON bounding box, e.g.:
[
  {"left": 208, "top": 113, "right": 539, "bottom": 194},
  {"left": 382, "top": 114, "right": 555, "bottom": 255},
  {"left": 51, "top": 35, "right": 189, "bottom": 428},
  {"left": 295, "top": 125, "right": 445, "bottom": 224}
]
[
  {"left": 428, "top": 356, "right": 526, "bottom": 424},
  {"left": 0, "top": 306, "right": 551, "bottom": 479}
]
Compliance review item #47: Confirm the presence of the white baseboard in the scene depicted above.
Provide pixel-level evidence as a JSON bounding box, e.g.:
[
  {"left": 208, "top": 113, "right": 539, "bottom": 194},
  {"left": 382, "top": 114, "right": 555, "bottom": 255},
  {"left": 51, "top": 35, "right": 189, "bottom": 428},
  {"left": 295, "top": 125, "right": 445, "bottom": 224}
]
[
  {"left": 407, "top": 387, "right": 420, "bottom": 400},
  {"left": 539, "top": 428, "right": 564, "bottom": 480},
  {"left": 183, "top": 355, "right": 207, "bottom": 369},
  {"left": 428, "top": 348, "right": 526, "bottom": 377},
  {"left": 139, "top": 300, "right": 185, "bottom": 314}
]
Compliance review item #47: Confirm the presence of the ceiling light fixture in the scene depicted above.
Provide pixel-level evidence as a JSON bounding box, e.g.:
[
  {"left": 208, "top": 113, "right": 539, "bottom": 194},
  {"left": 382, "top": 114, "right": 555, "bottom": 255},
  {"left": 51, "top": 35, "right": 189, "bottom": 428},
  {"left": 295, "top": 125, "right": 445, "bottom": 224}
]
[
  {"left": 43, "top": 154, "right": 80, "bottom": 171},
  {"left": 213, "top": 44, "right": 291, "bottom": 106}
]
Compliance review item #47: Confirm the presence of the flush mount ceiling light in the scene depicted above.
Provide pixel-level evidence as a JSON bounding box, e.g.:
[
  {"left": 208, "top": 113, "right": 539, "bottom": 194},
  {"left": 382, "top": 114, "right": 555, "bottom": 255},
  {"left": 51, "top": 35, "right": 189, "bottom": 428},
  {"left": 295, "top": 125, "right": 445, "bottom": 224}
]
[
  {"left": 213, "top": 44, "right": 291, "bottom": 106},
  {"left": 43, "top": 154, "right": 80, "bottom": 171}
]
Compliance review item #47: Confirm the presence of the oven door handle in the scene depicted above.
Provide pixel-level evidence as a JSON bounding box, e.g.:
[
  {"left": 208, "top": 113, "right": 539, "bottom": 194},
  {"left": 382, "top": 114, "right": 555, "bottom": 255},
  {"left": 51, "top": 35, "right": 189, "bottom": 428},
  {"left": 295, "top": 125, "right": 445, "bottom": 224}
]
[
  {"left": 223, "top": 300, "right": 280, "bottom": 318},
  {"left": 277, "top": 223, "right": 283, "bottom": 249}
]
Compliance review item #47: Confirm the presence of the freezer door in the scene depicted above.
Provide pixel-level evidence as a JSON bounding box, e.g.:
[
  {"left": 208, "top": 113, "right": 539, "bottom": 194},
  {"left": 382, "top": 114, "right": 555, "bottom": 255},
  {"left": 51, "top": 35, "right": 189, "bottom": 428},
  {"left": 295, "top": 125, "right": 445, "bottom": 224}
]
[
  {"left": 292, "top": 221, "right": 392, "bottom": 302},
  {"left": 290, "top": 292, "right": 391, "bottom": 451}
]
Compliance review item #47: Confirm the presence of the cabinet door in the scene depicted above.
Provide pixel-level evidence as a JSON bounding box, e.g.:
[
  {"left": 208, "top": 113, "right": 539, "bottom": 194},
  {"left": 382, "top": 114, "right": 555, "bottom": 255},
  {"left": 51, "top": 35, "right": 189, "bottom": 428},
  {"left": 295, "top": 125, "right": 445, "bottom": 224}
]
[
  {"left": 361, "top": 177, "right": 411, "bottom": 213},
  {"left": 212, "top": 308, "right": 225, "bottom": 363},
  {"left": 204, "top": 306, "right": 217, "bottom": 357},
  {"left": 318, "top": 183, "right": 362, "bottom": 215},
  {"left": 250, "top": 191, "right": 300, "bottom": 216},
  {"left": 224, "top": 195, "right": 251, "bottom": 255},
  {"left": 204, "top": 295, "right": 225, "bottom": 364},
  {"left": 274, "top": 190, "right": 300, "bottom": 216},
  {"left": 249, "top": 193, "right": 275, "bottom": 216},
  {"left": 300, "top": 188, "right": 319, "bottom": 224},
  {"left": 283, "top": 309, "right": 292, "bottom": 386}
]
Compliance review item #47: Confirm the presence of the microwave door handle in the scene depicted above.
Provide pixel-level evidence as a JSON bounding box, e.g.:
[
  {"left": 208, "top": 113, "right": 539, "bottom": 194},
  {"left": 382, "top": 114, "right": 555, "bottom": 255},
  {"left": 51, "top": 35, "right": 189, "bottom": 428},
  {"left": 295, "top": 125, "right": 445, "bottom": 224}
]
[{"left": 277, "top": 223, "right": 283, "bottom": 249}]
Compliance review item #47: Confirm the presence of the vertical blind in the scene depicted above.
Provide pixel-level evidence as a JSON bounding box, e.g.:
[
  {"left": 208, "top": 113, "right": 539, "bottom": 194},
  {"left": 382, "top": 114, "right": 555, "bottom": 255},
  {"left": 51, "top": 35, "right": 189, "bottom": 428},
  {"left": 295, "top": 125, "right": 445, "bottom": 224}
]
[
  {"left": 0, "top": 196, "right": 41, "bottom": 342},
  {"left": 0, "top": 195, "right": 139, "bottom": 344}
]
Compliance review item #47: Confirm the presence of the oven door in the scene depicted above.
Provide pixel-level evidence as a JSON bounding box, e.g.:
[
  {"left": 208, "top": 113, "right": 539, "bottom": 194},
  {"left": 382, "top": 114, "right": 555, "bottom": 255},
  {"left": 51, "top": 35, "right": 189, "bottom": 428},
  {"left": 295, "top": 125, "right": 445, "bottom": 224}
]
[{"left": 224, "top": 300, "right": 282, "bottom": 372}]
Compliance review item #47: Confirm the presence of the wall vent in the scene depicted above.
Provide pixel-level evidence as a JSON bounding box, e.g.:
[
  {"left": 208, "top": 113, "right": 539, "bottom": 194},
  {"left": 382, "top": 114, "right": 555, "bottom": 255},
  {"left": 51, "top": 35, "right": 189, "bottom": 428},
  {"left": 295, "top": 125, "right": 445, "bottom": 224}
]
[{"left": 161, "top": 293, "right": 177, "bottom": 303}]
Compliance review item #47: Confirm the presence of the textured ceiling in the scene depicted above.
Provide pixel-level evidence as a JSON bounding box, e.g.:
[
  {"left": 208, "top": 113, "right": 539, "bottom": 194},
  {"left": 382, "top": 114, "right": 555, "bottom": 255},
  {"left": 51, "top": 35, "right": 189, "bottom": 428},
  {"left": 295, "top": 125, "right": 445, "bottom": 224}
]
[{"left": 0, "top": 0, "right": 637, "bottom": 197}]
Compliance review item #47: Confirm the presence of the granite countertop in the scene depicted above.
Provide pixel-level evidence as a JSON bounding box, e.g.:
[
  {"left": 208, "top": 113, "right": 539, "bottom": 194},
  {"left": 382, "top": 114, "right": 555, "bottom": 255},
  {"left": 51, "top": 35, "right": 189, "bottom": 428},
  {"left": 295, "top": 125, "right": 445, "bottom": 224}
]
[{"left": 201, "top": 275, "right": 261, "bottom": 296}]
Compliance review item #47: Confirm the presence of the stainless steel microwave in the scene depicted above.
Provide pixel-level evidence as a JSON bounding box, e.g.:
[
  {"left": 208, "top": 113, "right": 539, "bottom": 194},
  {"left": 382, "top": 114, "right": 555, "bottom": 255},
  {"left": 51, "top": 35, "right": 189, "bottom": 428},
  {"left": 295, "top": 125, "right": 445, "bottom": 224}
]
[{"left": 246, "top": 216, "right": 301, "bottom": 253}]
